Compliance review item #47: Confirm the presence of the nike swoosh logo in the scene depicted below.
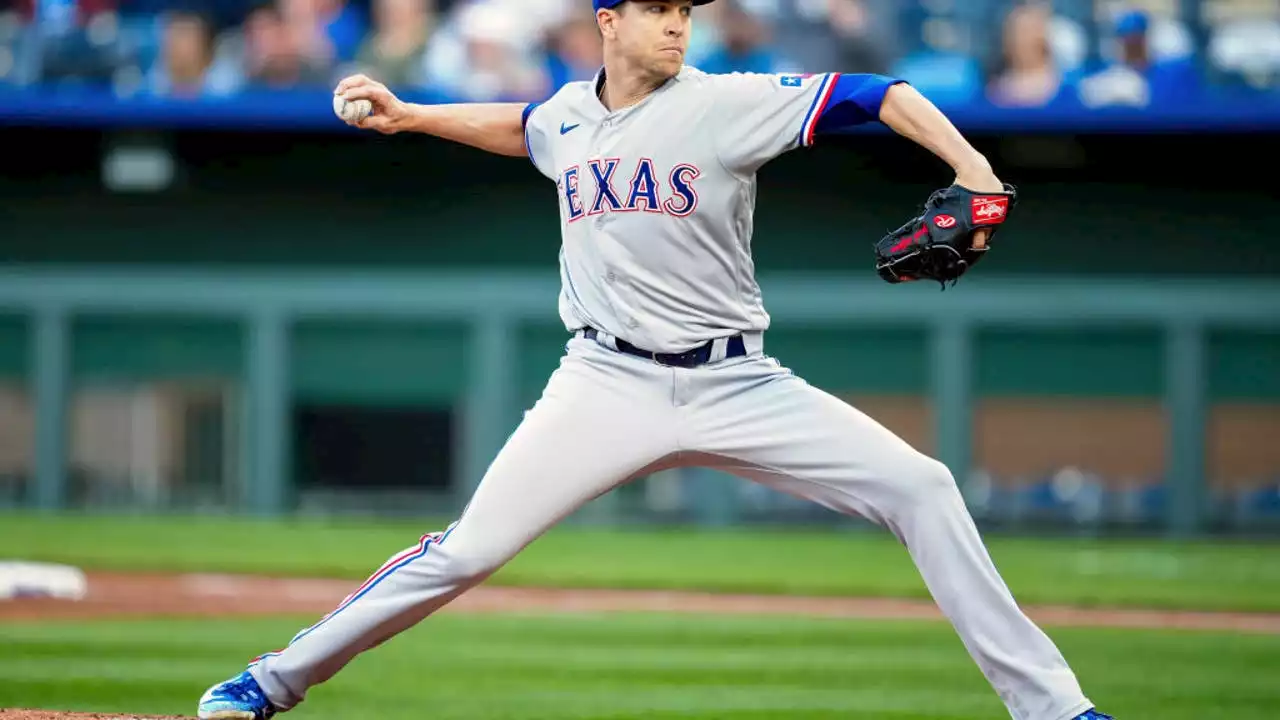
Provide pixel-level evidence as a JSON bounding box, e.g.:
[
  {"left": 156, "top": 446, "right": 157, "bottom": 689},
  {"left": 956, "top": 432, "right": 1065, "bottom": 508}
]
[{"left": 560, "top": 122, "right": 580, "bottom": 135}]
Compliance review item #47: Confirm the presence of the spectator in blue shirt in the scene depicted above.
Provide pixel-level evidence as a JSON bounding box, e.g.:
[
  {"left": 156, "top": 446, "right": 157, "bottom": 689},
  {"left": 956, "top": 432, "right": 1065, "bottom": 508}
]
[
  {"left": 544, "top": 9, "right": 602, "bottom": 90},
  {"left": 1077, "top": 9, "right": 1201, "bottom": 108},
  {"left": 695, "top": 0, "right": 784, "bottom": 76},
  {"left": 281, "top": 0, "right": 366, "bottom": 66}
]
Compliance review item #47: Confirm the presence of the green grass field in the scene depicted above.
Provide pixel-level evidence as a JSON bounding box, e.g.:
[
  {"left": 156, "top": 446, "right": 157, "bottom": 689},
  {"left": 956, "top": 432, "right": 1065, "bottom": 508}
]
[
  {"left": 3, "top": 614, "right": 1279, "bottom": 719},
  {"left": 3, "top": 513, "right": 1280, "bottom": 612},
  {"left": 2, "top": 513, "right": 1278, "bottom": 719}
]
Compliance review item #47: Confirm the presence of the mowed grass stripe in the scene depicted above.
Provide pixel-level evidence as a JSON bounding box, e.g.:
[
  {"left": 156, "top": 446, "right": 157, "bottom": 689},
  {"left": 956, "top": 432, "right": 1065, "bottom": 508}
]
[{"left": 2, "top": 614, "right": 1279, "bottom": 719}]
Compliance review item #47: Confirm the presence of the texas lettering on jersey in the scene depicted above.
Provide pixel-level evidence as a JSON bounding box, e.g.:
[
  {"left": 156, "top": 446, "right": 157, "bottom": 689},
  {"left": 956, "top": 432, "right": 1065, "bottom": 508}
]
[
  {"left": 520, "top": 67, "right": 902, "bottom": 352},
  {"left": 557, "top": 159, "right": 701, "bottom": 222}
]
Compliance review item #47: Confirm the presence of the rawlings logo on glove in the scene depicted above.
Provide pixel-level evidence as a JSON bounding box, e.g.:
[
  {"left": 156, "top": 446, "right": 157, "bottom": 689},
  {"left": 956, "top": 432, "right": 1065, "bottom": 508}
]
[
  {"left": 874, "top": 183, "right": 1018, "bottom": 289},
  {"left": 971, "top": 195, "right": 1009, "bottom": 222}
]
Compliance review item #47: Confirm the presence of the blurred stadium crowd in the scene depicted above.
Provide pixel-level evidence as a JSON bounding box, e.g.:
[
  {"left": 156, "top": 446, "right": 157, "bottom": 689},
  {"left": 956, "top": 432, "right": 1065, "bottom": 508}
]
[{"left": 0, "top": 0, "right": 1277, "bottom": 108}]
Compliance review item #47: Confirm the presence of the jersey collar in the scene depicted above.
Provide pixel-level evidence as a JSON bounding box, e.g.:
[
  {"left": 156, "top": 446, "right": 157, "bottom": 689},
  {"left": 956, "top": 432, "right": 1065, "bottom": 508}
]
[{"left": 591, "top": 65, "right": 688, "bottom": 116}]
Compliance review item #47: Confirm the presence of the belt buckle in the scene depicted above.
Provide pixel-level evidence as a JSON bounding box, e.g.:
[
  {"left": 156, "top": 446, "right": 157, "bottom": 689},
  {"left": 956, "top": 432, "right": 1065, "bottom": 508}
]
[{"left": 656, "top": 347, "right": 704, "bottom": 368}]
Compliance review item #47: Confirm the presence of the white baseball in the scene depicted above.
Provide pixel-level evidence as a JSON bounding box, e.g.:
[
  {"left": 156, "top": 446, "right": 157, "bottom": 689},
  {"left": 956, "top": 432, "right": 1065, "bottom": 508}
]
[{"left": 333, "top": 95, "right": 373, "bottom": 124}]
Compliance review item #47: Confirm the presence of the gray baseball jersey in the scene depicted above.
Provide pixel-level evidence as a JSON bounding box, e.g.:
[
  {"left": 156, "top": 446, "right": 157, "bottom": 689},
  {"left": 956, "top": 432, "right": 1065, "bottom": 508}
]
[{"left": 523, "top": 67, "right": 840, "bottom": 353}]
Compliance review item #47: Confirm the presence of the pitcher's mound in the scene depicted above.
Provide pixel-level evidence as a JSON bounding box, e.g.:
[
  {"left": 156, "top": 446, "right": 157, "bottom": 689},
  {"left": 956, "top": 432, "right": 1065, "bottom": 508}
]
[{"left": 0, "top": 707, "right": 192, "bottom": 712}]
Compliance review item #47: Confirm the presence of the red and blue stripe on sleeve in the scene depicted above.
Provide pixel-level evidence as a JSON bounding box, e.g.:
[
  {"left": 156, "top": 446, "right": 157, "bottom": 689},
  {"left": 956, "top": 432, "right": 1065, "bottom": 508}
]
[{"left": 801, "top": 73, "right": 907, "bottom": 146}]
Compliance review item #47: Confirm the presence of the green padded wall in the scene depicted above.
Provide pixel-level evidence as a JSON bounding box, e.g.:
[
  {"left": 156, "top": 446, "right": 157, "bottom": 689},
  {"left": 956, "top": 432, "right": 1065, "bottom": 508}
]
[
  {"left": 1209, "top": 330, "right": 1280, "bottom": 401},
  {"left": 763, "top": 328, "right": 928, "bottom": 393},
  {"left": 292, "top": 321, "right": 469, "bottom": 405},
  {"left": 0, "top": 316, "right": 27, "bottom": 379},
  {"left": 516, "top": 322, "right": 575, "bottom": 410},
  {"left": 71, "top": 316, "right": 243, "bottom": 382},
  {"left": 976, "top": 328, "right": 1165, "bottom": 397},
  {"left": 50, "top": 321, "right": 1280, "bottom": 405}
]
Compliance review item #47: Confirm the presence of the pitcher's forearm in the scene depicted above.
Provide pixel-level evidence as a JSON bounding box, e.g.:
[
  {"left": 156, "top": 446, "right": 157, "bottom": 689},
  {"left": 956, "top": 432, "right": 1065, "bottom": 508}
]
[
  {"left": 878, "top": 83, "right": 989, "bottom": 177},
  {"left": 398, "top": 103, "right": 529, "bottom": 157}
]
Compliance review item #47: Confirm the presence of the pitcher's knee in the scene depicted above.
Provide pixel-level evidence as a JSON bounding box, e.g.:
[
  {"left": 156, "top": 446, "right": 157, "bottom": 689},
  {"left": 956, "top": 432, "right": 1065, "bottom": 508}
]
[
  {"left": 433, "top": 543, "right": 508, "bottom": 584},
  {"left": 901, "top": 456, "right": 961, "bottom": 505}
]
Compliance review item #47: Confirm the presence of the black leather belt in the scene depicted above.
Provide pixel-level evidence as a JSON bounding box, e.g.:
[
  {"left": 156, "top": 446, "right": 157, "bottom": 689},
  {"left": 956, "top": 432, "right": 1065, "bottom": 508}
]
[{"left": 582, "top": 327, "right": 746, "bottom": 368}]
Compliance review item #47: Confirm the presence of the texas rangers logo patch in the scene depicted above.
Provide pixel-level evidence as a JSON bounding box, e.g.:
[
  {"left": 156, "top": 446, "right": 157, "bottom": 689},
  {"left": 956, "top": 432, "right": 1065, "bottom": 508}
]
[
  {"left": 779, "top": 73, "right": 813, "bottom": 87},
  {"left": 971, "top": 196, "right": 1009, "bottom": 224}
]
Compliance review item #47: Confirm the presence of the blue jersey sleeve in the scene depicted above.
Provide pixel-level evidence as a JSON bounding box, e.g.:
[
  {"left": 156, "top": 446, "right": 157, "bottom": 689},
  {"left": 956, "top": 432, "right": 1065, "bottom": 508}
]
[
  {"left": 523, "top": 101, "right": 557, "bottom": 180},
  {"left": 811, "top": 73, "right": 906, "bottom": 137}
]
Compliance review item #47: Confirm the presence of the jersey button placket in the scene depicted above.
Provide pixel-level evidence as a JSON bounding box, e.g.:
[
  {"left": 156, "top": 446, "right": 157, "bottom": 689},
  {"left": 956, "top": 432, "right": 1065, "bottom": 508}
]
[{"left": 672, "top": 366, "right": 691, "bottom": 408}]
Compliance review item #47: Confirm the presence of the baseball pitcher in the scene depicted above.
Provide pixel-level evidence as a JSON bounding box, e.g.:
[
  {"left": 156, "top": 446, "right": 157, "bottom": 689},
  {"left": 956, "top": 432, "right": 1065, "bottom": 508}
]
[{"left": 198, "top": 2, "right": 1112, "bottom": 719}]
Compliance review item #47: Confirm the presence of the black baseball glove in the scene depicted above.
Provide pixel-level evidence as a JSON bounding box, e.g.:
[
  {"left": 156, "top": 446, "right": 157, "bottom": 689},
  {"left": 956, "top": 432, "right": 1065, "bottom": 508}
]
[{"left": 873, "top": 183, "right": 1018, "bottom": 288}]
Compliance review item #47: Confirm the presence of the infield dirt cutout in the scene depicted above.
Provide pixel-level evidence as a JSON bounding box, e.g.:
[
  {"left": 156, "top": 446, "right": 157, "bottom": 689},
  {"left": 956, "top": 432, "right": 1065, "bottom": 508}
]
[
  {"left": 5, "top": 570, "right": 1280, "bottom": 719},
  {"left": 0, "top": 714, "right": 189, "bottom": 720}
]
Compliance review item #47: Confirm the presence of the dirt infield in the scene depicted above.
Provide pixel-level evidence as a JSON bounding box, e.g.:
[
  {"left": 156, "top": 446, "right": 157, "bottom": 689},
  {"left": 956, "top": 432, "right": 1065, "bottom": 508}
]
[
  {"left": 3, "top": 570, "right": 1280, "bottom": 634},
  {"left": 0, "top": 713, "right": 187, "bottom": 720}
]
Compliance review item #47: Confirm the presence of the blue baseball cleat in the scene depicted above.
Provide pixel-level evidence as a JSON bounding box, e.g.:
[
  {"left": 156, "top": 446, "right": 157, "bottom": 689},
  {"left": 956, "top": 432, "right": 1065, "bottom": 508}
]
[
  {"left": 197, "top": 670, "right": 277, "bottom": 719},
  {"left": 1074, "top": 710, "right": 1114, "bottom": 720}
]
